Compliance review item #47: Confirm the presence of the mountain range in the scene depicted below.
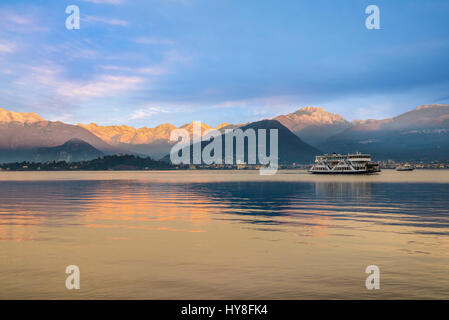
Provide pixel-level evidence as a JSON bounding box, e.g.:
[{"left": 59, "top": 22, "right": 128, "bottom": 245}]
[
  {"left": 1, "top": 104, "right": 448, "bottom": 163},
  {"left": 321, "top": 104, "right": 449, "bottom": 161},
  {"left": 0, "top": 108, "right": 121, "bottom": 163},
  {"left": 77, "top": 121, "right": 239, "bottom": 159}
]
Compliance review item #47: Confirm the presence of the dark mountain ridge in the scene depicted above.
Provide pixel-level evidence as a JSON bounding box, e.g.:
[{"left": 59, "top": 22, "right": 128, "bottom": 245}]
[
  {"left": 163, "top": 119, "right": 321, "bottom": 165},
  {"left": 34, "top": 138, "right": 105, "bottom": 163}
]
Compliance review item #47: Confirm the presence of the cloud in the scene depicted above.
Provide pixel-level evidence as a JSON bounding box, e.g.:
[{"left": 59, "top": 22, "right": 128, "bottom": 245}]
[
  {"left": 0, "top": 10, "right": 33, "bottom": 25},
  {"left": 210, "top": 95, "right": 300, "bottom": 113},
  {"left": 130, "top": 106, "right": 168, "bottom": 120},
  {"left": 0, "top": 9, "right": 48, "bottom": 32},
  {"left": 139, "top": 66, "right": 167, "bottom": 75},
  {"left": 100, "top": 65, "right": 167, "bottom": 76},
  {"left": 0, "top": 41, "right": 15, "bottom": 53},
  {"left": 98, "top": 50, "right": 189, "bottom": 77},
  {"left": 83, "top": 15, "right": 128, "bottom": 27},
  {"left": 136, "top": 37, "right": 175, "bottom": 45},
  {"left": 46, "top": 113, "right": 75, "bottom": 123},
  {"left": 16, "top": 64, "right": 144, "bottom": 101},
  {"left": 81, "top": 0, "right": 124, "bottom": 4},
  {"left": 58, "top": 75, "right": 144, "bottom": 99},
  {"left": 8, "top": 15, "right": 33, "bottom": 25},
  {"left": 45, "top": 42, "right": 100, "bottom": 60}
]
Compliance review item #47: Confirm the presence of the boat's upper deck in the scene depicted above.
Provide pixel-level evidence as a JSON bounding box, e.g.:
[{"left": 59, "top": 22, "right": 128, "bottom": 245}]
[{"left": 315, "top": 153, "right": 372, "bottom": 162}]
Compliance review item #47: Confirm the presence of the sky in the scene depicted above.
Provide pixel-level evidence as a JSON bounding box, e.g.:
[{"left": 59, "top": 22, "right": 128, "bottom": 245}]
[{"left": 0, "top": 0, "right": 448, "bottom": 128}]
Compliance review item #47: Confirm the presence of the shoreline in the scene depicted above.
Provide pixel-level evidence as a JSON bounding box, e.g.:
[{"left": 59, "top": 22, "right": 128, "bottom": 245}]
[{"left": 1, "top": 169, "right": 448, "bottom": 183}]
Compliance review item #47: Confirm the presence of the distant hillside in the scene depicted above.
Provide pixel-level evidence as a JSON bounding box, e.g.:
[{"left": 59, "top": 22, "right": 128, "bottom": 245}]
[
  {"left": 34, "top": 139, "right": 104, "bottom": 163},
  {"left": 163, "top": 119, "right": 321, "bottom": 165},
  {"left": 320, "top": 104, "right": 449, "bottom": 161},
  {"left": 0, "top": 154, "right": 172, "bottom": 171},
  {"left": 0, "top": 107, "right": 124, "bottom": 163},
  {"left": 274, "top": 107, "right": 353, "bottom": 146}
]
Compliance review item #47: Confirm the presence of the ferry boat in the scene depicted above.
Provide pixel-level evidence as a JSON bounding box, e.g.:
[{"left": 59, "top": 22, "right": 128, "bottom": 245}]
[
  {"left": 309, "top": 152, "right": 380, "bottom": 174},
  {"left": 396, "top": 164, "right": 415, "bottom": 171}
]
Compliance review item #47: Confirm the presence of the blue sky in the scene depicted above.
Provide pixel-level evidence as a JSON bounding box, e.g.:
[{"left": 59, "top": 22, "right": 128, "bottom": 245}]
[{"left": 0, "top": 0, "right": 448, "bottom": 127}]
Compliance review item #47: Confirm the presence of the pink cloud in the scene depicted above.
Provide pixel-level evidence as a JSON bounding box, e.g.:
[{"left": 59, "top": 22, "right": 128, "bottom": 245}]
[
  {"left": 57, "top": 75, "right": 144, "bottom": 99},
  {"left": 17, "top": 64, "right": 144, "bottom": 101},
  {"left": 130, "top": 106, "right": 168, "bottom": 120},
  {"left": 0, "top": 42, "right": 15, "bottom": 53}
]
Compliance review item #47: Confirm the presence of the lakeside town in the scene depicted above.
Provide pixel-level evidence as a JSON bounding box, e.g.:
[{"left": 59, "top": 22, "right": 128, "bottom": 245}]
[{"left": 0, "top": 154, "right": 448, "bottom": 171}]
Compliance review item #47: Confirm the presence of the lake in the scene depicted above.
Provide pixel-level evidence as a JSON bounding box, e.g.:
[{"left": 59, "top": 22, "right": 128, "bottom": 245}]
[{"left": 0, "top": 170, "right": 448, "bottom": 299}]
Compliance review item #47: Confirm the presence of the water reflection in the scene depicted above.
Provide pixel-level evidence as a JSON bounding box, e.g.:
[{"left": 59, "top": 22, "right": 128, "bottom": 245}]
[
  {"left": 0, "top": 172, "right": 449, "bottom": 299},
  {"left": 1, "top": 179, "right": 449, "bottom": 237},
  {"left": 184, "top": 181, "right": 449, "bottom": 236},
  {"left": 314, "top": 181, "right": 372, "bottom": 199}
]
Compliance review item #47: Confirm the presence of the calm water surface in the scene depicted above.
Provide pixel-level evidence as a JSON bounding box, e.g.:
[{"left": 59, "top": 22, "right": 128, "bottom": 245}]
[{"left": 0, "top": 170, "right": 448, "bottom": 299}]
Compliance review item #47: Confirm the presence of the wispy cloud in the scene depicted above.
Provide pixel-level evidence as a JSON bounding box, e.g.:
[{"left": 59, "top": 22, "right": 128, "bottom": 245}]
[
  {"left": 130, "top": 106, "right": 168, "bottom": 120},
  {"left": 98, "top": 49, "right": 189, "bottom": 77},
  {"left": 58, "top": 75, "right": 144, "bottom": 99},
  {"left": 210, "top": 95, "right": 301, "bottom": 115},
  {"left": 7, "top": 15, "right": 33, "bottom": 25},
  {"left": 45, "top": 42, "right": 100, "bottom": 60},
  {"left": 81, "top": 0, "right": 124, "bottom": 4},
  {"left": 0, "top": 41, "right": 15, "bottom": 53},
  {"left": 100, "top": 65, "right": 167, "bottom": 76},
  {"left": 0, "top": 9, "right": 48, "bottom": 32},
  {"left": 0, "top": 10, "right": 32, "bottom": 25},
  {"left": 83, "top": 15, "right": 128, "bottom": 27},
  {"left": 46, "top": 113, "right": 75, "bottom": 123},
  {"left": 15, "top": 63, "right": 144, "bottom": 101},
  {"left": 136, "top": 37, "right": 175, "bottom": 45}
]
